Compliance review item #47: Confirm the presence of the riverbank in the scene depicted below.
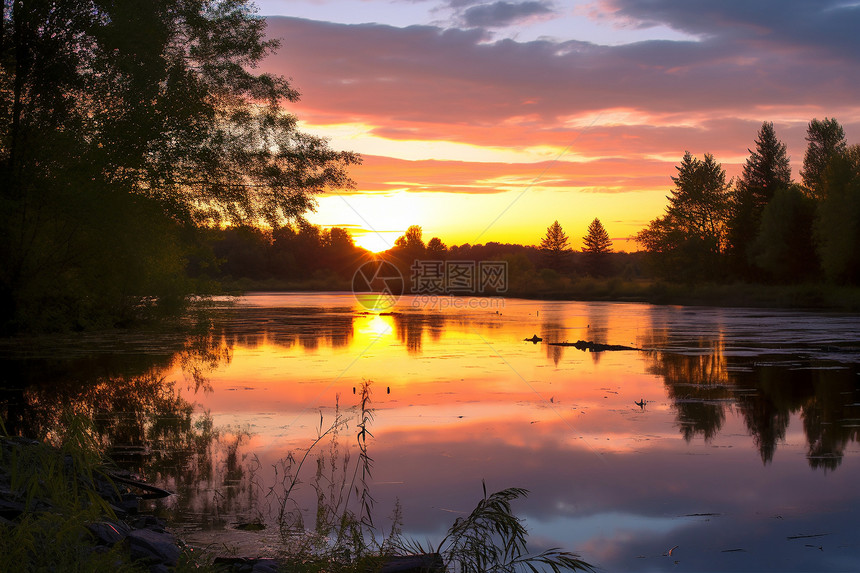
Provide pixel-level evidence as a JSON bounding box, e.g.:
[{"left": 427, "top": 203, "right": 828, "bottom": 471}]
[
  {"left": 217, "top": 277, "right": 860, "bottom": 312},
  {"left": 512, "top": 279, "right": 860, "bottom": 311}
]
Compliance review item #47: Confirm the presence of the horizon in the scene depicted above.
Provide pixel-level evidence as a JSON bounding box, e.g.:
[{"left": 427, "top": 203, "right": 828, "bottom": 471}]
[{"left": 252, "top": 1, "right": 860, "bottom": 252}]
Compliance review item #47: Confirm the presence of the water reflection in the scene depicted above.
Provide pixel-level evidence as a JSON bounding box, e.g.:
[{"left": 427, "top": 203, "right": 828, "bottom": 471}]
[
  {"left": 2, "top": 295, "right": 860, "bottom": 571},
  {"left": 638, "top": 343, "right": 860, "bottom": 470}
]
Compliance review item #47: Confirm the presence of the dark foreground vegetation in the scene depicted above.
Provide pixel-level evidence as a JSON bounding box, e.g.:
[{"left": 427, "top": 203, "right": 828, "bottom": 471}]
[{"left": 0, "top": 0, "right": 357, "bottom": 334}]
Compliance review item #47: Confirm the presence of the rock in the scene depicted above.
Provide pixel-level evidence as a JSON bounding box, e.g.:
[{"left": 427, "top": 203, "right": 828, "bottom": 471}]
[
  {"left": 213, "top": 557, "right": 282, "bottom": 572},
  {"left": 127, "top": 527, "right": 181, "bottom": 568},
  {"left": 380, "top": 553, "right": 445, "bottom": 573},
  {"left": 87, "top": 519, "right": 132, "bottom": 546}
]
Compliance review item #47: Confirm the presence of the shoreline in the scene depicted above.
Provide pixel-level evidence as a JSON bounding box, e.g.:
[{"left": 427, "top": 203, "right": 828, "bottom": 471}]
[{"left": 216, "top": 279, "right": 860, "bottom": 313}]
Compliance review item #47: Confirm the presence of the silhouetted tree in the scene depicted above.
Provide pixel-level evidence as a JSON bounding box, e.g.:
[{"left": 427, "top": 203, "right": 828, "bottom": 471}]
[
  {"left": 750, "top": 185, "right": 818, "bottom": 281},
  {"left": 426, "top": 237, "right": 448, "bottom": 259},
  {"left": 540, "top": 221, "right": 571, "bottom": 272},
  {"left": 727, "top": 122, "right": 792, "bottom": 275},
  {"left": 801, "top": 118, "right": 847, "bottom": 199},
  {"left": 581, "top": 218, "right": 613, "bottom": 276},
  {"left": 636, "top": 152, "right": 729, "bottom": 280},
  {"left": 0, "top": 0, "right": 358, "bottom": 331},
  {"left": 403, "top": 225, "right": 426, "bottom": 251},
  {"left": 815, "top": 145, "right": 860, "bottom": 283}
]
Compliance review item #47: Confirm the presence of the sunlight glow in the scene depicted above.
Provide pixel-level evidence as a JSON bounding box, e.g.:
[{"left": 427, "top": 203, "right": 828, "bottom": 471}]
[{"left": 353, "top": 230, "right": 402, "bottom": 253}]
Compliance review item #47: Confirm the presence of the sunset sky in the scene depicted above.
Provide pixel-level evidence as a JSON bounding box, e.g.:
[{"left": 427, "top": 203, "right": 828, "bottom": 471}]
[{"left": 256, "top": 0, "right": 860, "bottom": 252}]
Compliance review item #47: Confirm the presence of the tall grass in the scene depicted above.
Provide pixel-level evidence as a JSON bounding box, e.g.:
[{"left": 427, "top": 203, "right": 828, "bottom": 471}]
[
  {"left": 0, "top": 415, "right": 141, "bottom": 571},
  {"left": 395, "top": 482, "right": 594, "bottom": 573},
  {"left": 264, "top": 381, "right": 595, "bottom": 573}
]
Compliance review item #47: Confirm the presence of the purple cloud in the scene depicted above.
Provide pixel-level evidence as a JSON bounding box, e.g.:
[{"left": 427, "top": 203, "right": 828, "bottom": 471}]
[{"left": 459, "top": 1, "right": 555, "bottom": 28}]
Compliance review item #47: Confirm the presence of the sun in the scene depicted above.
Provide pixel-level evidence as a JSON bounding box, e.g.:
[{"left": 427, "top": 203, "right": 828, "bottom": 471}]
[{"left": 353, "top": 230, "right": 401, "bottom": 253}]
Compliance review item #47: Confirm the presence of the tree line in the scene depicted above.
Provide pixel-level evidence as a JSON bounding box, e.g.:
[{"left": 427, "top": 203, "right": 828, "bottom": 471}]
[{"left": 637, "top": 119, "right": 858, "bottom": 284}]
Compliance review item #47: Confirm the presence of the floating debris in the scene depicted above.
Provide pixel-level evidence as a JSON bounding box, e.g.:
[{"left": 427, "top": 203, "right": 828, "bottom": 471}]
[{"left": 546, "top": 340, "right": 639, "bottom": 352}]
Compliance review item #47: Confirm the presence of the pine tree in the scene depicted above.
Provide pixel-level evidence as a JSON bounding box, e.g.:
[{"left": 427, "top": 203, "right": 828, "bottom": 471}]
[
  {"left": 582, "top": 218, "right": 613, "bottom": 254},
  {"left": 727, "top": 122, "right": 792, "bottom": 274},
  {"left": 582, "top": 218, "right": 613, "bottom": 276},
  {"left": 740, "top": 122, "right": 792, "bottom": 207},
  {"left": 636, "top": 151, "right": 730, "bottom": 281},
  {"left": 540, "top": 221, "right": 571, "bottom": 271}
]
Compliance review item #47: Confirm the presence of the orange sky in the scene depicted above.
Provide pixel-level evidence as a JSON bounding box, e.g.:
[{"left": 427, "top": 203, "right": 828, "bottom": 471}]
[{"left": 255, "top": 6, "right": 860, "bottom": 251}]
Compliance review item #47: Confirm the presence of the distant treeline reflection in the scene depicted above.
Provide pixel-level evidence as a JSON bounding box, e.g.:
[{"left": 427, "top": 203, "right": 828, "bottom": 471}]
[{"left": 645, "top": 346, "right": 860, "bottom": 471}]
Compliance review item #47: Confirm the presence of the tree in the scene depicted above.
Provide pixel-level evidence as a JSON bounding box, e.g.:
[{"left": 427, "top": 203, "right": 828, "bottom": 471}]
[
  {"left": 426, "top": 237, "right": 448, "bottom": 259},
  {"left": 581, "top": 218, "right": 613, "bottom": 276},
  {"left": 0, "top": 1, "right": 359, "bottom": 331},
  {"left": 801, "top": 118, "right": 847, "bottom": 199},
  {"left": 740, "top": 122, "right": 792, "bottom": 204},
  {"left": 539, "top": 221, "right": 571, "bottom": 272},
  {"left": 403, "top": 225, "right": 425, "bottom": 251},
  {"left": 750, "top": 185, "right": 818, "bottom": 282},
  {"left": 636, "top": 152, "right": 730, "bottom": 280},
  {"left": 582, "top": 218, "right": 613, "bottom": 254},
  {"left": 727, "top": 122, "right": 792, "bottom": 274},
  {"left": 814, "top": 145, "right": 860, "bottom": 283}
]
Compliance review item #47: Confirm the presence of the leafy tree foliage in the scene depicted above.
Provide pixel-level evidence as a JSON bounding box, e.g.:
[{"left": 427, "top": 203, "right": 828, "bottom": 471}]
[
  {"left": 540, "top": 220, "right": 571, "bottom": 271},
  {"left": 426, "top": 237, "right": 448, "bottom": 258},
  {"left": 636, "top": 152, "right": 730, "bottom": 280},
  {"left": 815, "top": 145, "right": 860, "bottom": 283},
  {"left": 750, "top": 185, "right": 817, "bottom": 282},
  {"left": 396, "top": 225, "right": 426, "bottom": 251},
  {"left": 0, "top": 0, "right": 358, "bottom": 331},
  {"left": 200, "top": 223, "right": 366, "bottom": 284},
  {"left": 801, "top": 118, "right": 847, "bottom": 199}
]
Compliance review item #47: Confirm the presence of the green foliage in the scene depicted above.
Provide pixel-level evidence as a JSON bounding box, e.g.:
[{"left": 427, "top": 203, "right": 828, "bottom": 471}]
[
  {"left": 815, "top": 146, "right": 860, "bottom": 283},
  {"left": 740, "top": 122, "right": 792, "bottom": 205},
  {"left": 581, "top": 218, "right": 612, "bottom": 276},
  {"left": 268, "top": 381, "right": 384, "bottom": 570},
  {"left": 0, "top": 416, "right": 142, "bottom": 571},
  {"left": 581, "top": 218, "right": 612, "bottom": 255},
  {"left": 0, "top": 0, "right": 358, "bottom": 332},
  {"left": 802, "top": 118, "right": 847, "bottom": 198},
  {"left": 751, "top": 185, "right": 818, "bottom": 281},
  {"left": 727, "top": 122, "right": 792, "bottom": 274},
  {"left": 636, "top": 152, "right": 730, "bottom": 281}
]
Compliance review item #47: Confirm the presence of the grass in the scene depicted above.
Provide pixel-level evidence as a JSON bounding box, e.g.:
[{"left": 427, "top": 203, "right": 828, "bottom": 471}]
[
  {"left": 0, "top": 416, "right": 144, "bottom": 572},
  {"left": 262, "top": 380, "right": 595, "bottom": 573},
  {"left": 397, "top": 482, "right": 594, "bottom": 573}
]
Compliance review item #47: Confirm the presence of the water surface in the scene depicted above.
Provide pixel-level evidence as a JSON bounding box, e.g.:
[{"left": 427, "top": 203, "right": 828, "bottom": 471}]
[{"left": 3, "top": 293, "right": 859, "bottom": 571}]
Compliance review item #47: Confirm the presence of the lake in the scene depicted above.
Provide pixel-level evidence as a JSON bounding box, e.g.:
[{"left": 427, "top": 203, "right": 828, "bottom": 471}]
[{"left": 2, "top": 292, "right": 860, "bottom": 571}]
